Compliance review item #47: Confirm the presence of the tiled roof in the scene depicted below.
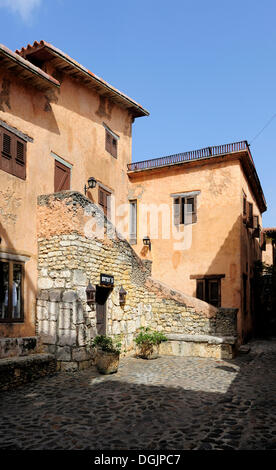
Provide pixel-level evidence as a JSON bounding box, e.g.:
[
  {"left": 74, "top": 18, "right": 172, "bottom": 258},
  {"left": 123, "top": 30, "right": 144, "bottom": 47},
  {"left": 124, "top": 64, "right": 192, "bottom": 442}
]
[{"left": 15, "top": 40, "right": 149, "bottom": 118}]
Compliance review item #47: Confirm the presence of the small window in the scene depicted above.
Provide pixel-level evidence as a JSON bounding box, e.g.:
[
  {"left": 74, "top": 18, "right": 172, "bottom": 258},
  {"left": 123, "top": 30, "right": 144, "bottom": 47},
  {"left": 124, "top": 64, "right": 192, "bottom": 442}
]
[
  {"left": 98, "top": 187, "right": 111, "bottom": 218},
  {"left": 105, "top": 129, "right": 117, "bottom": 158},
  {"left": 0, "top": 126, "right": 26, "bottom": 180},
  {"left": 173, "top": 196, "right": 197, "bottom": 225},
  {"left": 129, "top": 200, "right": 137, "bottom": 244},
  {"left": 0, "top": 260, "right": 24, "bottom": 322},
  {"left": 195, "top": 276, "right": 222, "bottom": 307}
]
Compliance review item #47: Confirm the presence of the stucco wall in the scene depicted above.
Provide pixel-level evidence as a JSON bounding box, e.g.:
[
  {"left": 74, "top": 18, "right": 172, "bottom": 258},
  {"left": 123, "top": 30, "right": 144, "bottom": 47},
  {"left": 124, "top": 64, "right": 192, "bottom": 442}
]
[{"left": 128, "top": 157, "right": 264, "bottom": 340}]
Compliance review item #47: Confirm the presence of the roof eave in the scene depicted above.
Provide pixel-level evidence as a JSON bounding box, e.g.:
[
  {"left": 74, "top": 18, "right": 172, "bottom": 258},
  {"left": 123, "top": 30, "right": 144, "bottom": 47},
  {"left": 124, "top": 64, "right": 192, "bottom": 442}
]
[{"left": 0, "top": 44, "right": 60, "bottom": 91}]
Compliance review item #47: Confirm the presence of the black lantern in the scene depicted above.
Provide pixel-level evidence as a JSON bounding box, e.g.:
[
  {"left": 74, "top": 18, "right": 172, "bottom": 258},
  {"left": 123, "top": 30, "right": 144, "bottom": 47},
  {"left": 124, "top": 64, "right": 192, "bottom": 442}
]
[
  {"left": 84, "top": 177, "right": 97, "bottom": 195},
  {"left": 143, "top": 236, "right": 151, "bottom": 251},
  {"left": 119, "top": 286, "right": 127, "bottom": 305},
  {"left": 86, "top": 281, "right": 96, "bottom": 305}
]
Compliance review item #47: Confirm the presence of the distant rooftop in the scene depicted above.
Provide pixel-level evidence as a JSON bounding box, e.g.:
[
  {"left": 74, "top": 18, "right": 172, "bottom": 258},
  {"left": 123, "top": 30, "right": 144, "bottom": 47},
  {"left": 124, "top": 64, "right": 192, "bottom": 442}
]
[
  {"left": 127, "top": 141, "right": 252, "bottom": 172},
  {"left": 128, "top": 140, "right": 267, "bottom": 214}
]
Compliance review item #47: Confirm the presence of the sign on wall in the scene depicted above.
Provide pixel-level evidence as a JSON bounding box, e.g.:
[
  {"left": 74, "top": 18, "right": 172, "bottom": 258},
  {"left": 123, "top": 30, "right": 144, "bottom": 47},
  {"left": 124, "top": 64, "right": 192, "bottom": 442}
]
[{"left": 100, "top": 274, "right": 114, "bottom": 287}]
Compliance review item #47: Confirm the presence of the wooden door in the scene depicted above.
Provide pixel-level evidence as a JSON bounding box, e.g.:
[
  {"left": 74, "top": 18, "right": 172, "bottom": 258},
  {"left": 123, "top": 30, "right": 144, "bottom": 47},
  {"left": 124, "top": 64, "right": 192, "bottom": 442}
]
[{"left": 54, "top": 160, "right": 70, "bottom": 192}]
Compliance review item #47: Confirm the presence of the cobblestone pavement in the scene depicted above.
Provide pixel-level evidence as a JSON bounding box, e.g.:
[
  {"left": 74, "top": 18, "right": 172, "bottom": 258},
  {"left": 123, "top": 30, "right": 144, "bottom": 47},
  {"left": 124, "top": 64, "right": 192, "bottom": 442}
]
[{"left": 1, "top": 339, "right": 276, "bottom": 450}]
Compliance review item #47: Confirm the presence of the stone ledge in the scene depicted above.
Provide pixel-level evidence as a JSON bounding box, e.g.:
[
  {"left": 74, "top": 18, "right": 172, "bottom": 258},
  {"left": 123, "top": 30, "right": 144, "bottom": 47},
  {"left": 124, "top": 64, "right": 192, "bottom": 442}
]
[
  {"left": 0, "top": 353, "right": 55, "bottom": 369},
  {"left": 0, "top": 353, "right": 56, "bottom": 391},
  {"left": 166, "top": 334, "right": 237, "bottom": 345}
]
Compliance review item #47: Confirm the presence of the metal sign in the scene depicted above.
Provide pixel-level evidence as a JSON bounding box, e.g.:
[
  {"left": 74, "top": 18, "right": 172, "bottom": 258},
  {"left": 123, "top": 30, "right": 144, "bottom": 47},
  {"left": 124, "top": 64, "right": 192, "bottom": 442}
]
[{"left": 100, "top": 274, "right": 114, "bottom": 287}]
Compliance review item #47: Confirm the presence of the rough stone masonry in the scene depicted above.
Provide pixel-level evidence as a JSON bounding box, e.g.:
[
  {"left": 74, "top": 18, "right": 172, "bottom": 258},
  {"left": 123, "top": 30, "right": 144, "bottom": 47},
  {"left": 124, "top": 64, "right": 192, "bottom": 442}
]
[{"left": 36, "top": 191, "right": 237, "bottom": 370}]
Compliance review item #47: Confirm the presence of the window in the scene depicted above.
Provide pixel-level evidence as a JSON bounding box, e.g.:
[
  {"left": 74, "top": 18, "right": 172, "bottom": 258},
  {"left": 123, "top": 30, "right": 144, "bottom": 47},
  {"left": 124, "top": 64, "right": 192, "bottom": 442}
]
[
  {"left": 193, "top": 275, "right": 224, "bottom": 307},
  {"left": 54, "top": 159, "right": 71, "bottom": 192},
  {"left": 98, "top": 186, "right": 111, "bottom": 218},
  {"left": 0, "top": 126, "right": 26, "bottom": 180},
  {"left": 0, "top": 260, "right": 24, "bottom": 322},
  {"left": 173, "top": 195, "right": 197, "bottom": 225},
  {"left": 105, "top": 129, "right": 118, "bottom": 158},
  {"left": 129, "top": 200, "right": 137, "bottom": 244}
]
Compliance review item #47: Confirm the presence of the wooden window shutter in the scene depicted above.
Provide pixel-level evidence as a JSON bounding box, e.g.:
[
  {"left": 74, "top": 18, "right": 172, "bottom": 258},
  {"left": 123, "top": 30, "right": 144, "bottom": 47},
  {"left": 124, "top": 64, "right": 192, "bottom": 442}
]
[
  {"left": 1, "top": 130, "right": 13, "bottom": 176},
  {"left": 14, "top": 139, "right": 26, "bottom": 179},
  {"left": 54, "top": 160, "right": 70, "bottom": 192},
  {"left": 208, "top": 280, "right": 221, "bottom": 307},
  {"left": 98, "top": 187, "right": 111, "bottom": 217},
  {"left": 173, "top": 197, "right": 180, "bottom": 225},
  {"left": 105, "top": 130, "right": 112, "bottom": 154},
  {"left": 196, "top": 280, "right": 205, "bottom": 301}
]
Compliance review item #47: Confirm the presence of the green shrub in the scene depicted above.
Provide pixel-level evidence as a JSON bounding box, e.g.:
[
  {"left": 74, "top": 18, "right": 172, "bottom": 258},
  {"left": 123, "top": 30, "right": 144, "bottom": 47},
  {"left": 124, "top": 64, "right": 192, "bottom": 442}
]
[
  {"left": 134, "top": 327, "right": 168, "bottom": 346},
  {"left": 92, "top": 335, "right": 122, "bottom": 354}
]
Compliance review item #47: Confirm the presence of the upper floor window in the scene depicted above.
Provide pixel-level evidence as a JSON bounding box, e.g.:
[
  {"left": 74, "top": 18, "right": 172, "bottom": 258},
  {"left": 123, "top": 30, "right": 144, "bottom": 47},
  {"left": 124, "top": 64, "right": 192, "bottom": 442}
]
[
  {"left": 104, "top": 124, "right": 119, "bottom": 159},
  {"left": 172, "top": 191, "right": 199, "bottom": 225},
  {"left": 0, "top": 126, "right": 26, "bottom": 180},
  {"left": 0, "top": 259, "right": 24, "bottom": 322}
]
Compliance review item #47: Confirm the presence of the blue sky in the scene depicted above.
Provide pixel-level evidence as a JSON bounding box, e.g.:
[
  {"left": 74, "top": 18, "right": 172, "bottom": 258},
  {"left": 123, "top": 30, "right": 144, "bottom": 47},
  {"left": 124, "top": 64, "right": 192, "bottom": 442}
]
[{"left": 0, "top": 0, "right": 275, "bottom": 226}]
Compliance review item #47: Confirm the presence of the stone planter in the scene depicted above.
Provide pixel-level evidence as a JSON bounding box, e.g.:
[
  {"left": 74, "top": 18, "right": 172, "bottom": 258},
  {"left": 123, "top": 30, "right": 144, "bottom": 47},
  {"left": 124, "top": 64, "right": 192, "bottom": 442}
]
[
  {"left": 136, "top": 343, "right": 159, "bottom": 360},
  {"left": 95, "top": 349, "right": 120, "bottom": 374}
]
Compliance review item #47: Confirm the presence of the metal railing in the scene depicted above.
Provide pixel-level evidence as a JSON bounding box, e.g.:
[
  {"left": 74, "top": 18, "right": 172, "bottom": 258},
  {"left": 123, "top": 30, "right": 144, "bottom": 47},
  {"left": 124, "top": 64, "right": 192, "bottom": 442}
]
[{"left": 128, "top": 140, "right": 251, "bottom": 172}]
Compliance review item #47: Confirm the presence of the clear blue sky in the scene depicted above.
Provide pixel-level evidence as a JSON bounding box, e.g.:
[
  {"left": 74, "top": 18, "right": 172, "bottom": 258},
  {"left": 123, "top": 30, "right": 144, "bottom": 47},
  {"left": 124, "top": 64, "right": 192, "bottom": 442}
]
[{"left": 0, "top": 0, "right": 275, "bottom": 226}]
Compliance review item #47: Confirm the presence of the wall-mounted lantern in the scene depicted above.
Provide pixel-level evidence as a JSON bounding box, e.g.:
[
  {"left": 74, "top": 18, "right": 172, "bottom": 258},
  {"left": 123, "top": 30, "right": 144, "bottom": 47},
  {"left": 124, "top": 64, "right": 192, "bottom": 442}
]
[
  {"left": 86, "top": 281, "right": 96, "bottom": 306},
  {"left": 143, "top": 236, "right": 151, "bottom": 251},
  {"left": 84, "top": 177, "right": 97, "bottom": 195},
  {"left": 119, "top": 286, "right": 127, "bottom": 305}
]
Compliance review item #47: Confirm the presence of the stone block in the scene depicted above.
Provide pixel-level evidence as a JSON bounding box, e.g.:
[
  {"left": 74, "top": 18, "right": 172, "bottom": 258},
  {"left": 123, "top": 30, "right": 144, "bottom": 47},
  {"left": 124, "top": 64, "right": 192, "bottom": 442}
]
[
  {"left": 72, "top": 270, "right": 87, "bottom": 287},
  {"left": 38, "top": 278, "right": 53, "bottom": 289},
  {"left": 56, "top": 346, "right": 72, "bottom": 361}
]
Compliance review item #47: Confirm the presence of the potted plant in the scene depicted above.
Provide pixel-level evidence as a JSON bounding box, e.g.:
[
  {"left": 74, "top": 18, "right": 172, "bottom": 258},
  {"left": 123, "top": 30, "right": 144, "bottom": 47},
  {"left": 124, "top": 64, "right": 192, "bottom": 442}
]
[
  {"left": 134, "top": 327, "right": 167, "bottom": 359},
  {"left": 92, "top": 335, "right": 122, "bottom": 374}
]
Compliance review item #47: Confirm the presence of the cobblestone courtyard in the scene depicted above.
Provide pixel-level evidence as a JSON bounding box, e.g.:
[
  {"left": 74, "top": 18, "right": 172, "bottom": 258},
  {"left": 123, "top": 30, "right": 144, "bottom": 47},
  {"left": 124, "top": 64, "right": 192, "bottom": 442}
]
[{"left": 1, "top": 340, "right": 276, "bottom": 450}]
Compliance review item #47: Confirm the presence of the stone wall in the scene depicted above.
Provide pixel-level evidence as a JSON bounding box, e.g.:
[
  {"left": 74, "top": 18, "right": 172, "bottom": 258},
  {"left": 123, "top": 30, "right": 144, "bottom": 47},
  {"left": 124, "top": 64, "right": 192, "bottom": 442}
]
[
  {"left": 0, "top": 336, "right": 42, "bottom": 359},
  {"left": 36, "top": 191, "right": 238, "bottom": 369}
]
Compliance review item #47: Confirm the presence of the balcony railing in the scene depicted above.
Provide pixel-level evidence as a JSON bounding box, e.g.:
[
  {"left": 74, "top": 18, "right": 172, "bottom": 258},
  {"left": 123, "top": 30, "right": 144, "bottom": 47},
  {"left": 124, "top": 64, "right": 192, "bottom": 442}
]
[{"left": 128, "top": 140, "right": 251, "bottom": 172}]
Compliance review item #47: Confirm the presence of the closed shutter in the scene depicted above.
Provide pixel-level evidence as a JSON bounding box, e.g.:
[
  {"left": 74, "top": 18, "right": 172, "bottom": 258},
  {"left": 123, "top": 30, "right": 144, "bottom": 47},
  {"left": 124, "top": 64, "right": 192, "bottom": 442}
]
[
  {"left": 14, "top": 139, "right": 26, "bottom": 179},
  {"left": 105, "top": 131, "right": 112, "bottom": 154},
  {"left": 0, "top": 128, "right": 26, "bottom": 180},
  {"left": 54, "top": 160, "right": 70, "bottom": 192},
  {"left": 1, "top": 131, "right": 13, "bottom": 176},
  {"left": 173, "top": 197, "right": 180, "bottom": 225}
]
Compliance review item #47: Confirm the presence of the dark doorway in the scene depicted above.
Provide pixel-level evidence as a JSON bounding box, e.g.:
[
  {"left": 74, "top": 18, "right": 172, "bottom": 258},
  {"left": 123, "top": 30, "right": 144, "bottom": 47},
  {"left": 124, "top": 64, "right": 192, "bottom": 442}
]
[{"left": 96, "top": 286, "right": 111, "bottom": 335}]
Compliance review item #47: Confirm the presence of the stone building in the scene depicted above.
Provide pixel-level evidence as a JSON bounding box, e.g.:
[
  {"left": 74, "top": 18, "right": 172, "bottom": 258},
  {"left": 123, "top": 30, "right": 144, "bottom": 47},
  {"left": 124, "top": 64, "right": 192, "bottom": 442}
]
[{"left": 0, "top": 40, "right": 267, "bottom": 376}]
